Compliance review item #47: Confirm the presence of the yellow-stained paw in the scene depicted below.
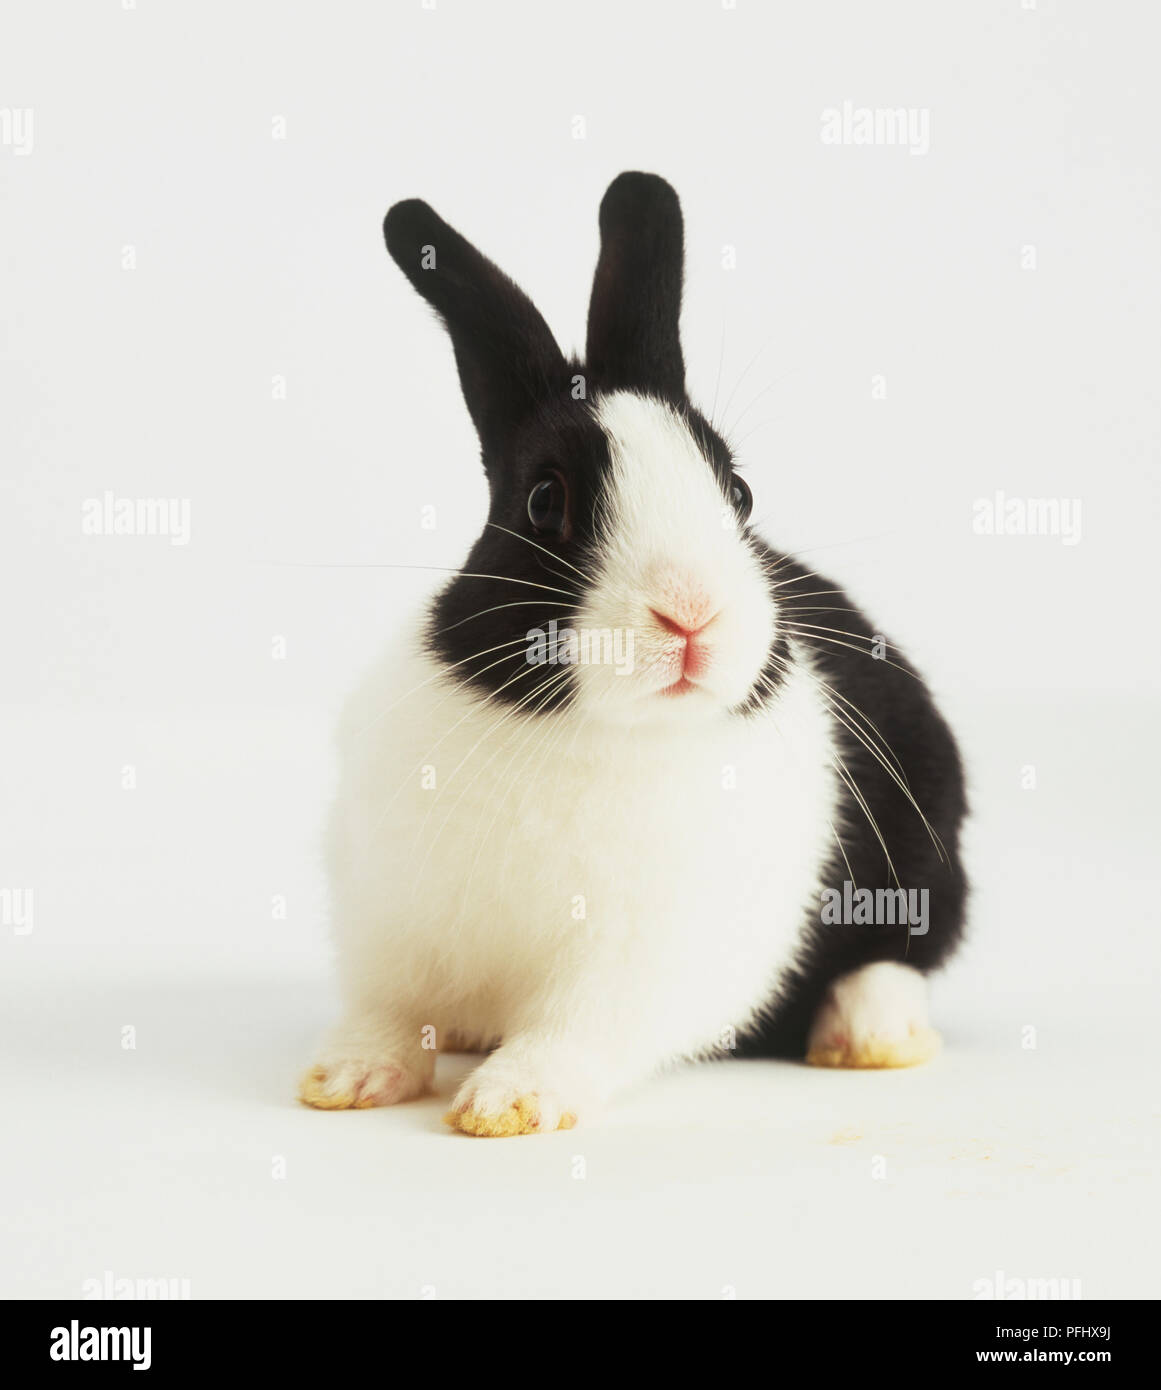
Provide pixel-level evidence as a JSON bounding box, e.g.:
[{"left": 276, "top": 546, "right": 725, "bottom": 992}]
[
  {"left": 805, "top": 962, "right": 942, "bottom": 1070},
  {"left": 807, "top": 1024, "right": 942, "bottom": 1070},
  {"left": 444, "top": 1094, "right": 577, "bottom": 1138},
  {"left": 298, "top": 1059, "right": 419, "bottom": 1110},
  {"left": 299, "top": 1065, "right": 365, "bottom": 1109}
]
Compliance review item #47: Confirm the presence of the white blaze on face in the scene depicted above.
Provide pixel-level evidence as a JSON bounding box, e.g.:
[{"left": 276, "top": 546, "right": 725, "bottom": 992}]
[{"left": 573, "top": 391, "right": 777, "bottom": 721}]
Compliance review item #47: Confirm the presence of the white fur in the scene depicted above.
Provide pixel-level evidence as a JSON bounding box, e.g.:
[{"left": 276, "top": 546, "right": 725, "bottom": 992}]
[
  {"left": 573, "top": 393, "right": 776, "bottom": 720},
  {"left": 805, "top": 961, "right": 933, "bottom": 1060},
  {"left": 309, "top": 394, "right": 842, "bottom": 1127}
]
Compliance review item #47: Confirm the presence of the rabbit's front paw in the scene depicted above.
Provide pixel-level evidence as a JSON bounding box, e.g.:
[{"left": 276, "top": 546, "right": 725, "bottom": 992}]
[
  {"left": 298, "top": 1057, "right": 427, "bottom": 1110},
  {"left": 444, "top": 1064, "right": 577, "bottom": 1137}
]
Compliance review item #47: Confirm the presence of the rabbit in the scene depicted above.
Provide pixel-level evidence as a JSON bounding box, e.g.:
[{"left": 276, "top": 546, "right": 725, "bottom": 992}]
[{"left": 298, "top": 171, "right": 967, "bottom": 1136}]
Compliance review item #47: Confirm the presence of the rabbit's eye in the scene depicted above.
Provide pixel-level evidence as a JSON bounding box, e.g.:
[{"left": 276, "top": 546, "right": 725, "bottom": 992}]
[
  {"left": 527, "top": 473, "right": 568, "bottom": 537},
  {"left": 730, "top": 475, "right": 753, "bottom": 522}
]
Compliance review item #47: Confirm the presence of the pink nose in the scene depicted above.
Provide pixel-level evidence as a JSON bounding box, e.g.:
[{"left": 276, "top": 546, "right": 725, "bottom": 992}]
[{"left": 649, "top": 607, "right": 716, "bottom": 639}]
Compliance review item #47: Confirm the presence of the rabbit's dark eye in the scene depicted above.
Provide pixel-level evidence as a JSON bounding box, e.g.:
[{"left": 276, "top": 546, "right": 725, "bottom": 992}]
[
  {"left": 527, "top": 473, "right": 568, "bottom": 537},
  {"left": 730, "top": 474, "right": 753, "bottom": 522}
]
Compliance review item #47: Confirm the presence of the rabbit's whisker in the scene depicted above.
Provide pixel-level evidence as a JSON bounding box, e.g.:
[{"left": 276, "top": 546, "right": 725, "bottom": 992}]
[
  {"left": 728, "top": 366, "right": 799, "bottom": 437},
  {"left": 757, "top": 663, "right": 900, "bottom": 886},
  {"left": 791, "top": 662, "right": 910, "bottom": 784},
  {"left": 351, "top": 635, "right": 537, "bottom": 740},
  {"left": 784, "top": 620, "right": 903, "bottom": 650},
  {"left": 804, "top": 679, "right": 947, "bottom": 864},
  {"left": 410, "top": 664, "right": 575, "bottom": 900},
  {"left": 780, "top": 603, "right": 864, "bottom": 613},
  {"left": 778, "top": 626, "right": 920, "bottom": 681},
  {"left": 434, "top": 599, "right": 579, "bottom": 636},
  {"left": 458, "top": 666, "right": 579, "bottom": 914},
  {"left": 368, "top": 647, "right": 542, "bottom": 832},
  {"left": 484, "top": 522, "right": 597, "bottom": 588},
  {"left": 266, "top": 560, "right": 579, "bottom": 600},
  {"left": 761, "top": 649, "right": 945, "bottom": 868},
  {"left": 709, "top": 320, "right": 728, "bottom": 429},
  {"left": 716, "top": 340, "right": 769, "bottom": 437}
]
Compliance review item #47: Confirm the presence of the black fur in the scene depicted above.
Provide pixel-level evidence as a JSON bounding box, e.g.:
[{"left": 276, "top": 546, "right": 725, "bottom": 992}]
[
  {"left": 383, "top": 198, "right": 573, "bottom": 468},
  {"left": 381, "top": 171, "right": 967, "bottom": 1032},
  {"left": 383, "top": 173, "right": 739, "bottom": 714},
  {"left": 586, "top": 172, "right": 686, "bottom": 402},
  {"left": 734, "top": 547, "right": 968, "bottom": 1053}
]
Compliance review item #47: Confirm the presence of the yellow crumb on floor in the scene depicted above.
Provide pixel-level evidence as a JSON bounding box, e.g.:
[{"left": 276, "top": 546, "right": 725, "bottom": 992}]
[{"left": 829, "top": 1127, "right": 865, "bottom": 1145}]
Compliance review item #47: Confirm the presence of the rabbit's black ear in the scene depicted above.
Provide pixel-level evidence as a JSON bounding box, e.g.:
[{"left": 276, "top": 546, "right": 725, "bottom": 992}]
[
  {"left": 383, "top": 199, "right": 568, "bottom": 461},
  {"left": 586, "top": 172, "right": 685, "bottom": 401}
]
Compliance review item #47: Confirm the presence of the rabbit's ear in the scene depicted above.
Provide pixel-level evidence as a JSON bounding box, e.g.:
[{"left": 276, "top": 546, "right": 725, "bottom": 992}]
[
  {"left": 383, "top": 199, "right": 568, "bottom": 460},
  {"left": 586, "top": 172, "right": 686, "bottom": 401}
]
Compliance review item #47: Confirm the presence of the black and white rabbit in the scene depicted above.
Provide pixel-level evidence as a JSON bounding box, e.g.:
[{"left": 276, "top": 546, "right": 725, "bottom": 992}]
[{"left": 300, "top": 172, "right": 967, "bottom": 1136}]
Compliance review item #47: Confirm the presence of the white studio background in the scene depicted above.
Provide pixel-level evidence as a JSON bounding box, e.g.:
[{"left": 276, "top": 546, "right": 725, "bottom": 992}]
[{"left": 1, "top": 1, "right": 1159, "bottom": 1300}]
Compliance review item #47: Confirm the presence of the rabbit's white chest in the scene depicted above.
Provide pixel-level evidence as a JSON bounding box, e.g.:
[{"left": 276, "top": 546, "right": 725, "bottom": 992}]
[{"left": 330, "top": 644, "right": 838, "bottom": 1056}]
